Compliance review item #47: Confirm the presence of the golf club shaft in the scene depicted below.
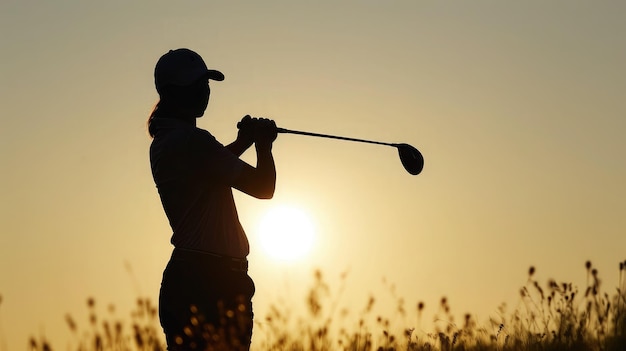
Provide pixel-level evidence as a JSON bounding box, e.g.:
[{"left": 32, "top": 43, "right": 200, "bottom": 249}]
[{"left": 277, "top": 128, "right": 397, "bottom": 148}]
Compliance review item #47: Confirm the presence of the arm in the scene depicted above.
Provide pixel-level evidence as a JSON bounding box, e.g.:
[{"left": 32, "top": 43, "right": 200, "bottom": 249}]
[
  {"left": 232, "top": 118, "right": 277, "bottom": 199},
  {"left": 225, "top": 138, "right": 253, "bottom": 157}
]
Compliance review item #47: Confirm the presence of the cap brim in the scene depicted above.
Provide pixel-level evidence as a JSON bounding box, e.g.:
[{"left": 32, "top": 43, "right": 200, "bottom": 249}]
[{"left": 206, "top": 69, "right": 225, "bottom": 81}]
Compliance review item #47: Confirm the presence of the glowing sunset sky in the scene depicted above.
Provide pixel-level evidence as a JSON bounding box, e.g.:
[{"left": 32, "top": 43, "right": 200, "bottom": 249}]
[{"left": 1, "top": 1, "right": 624, "bottom": 349}]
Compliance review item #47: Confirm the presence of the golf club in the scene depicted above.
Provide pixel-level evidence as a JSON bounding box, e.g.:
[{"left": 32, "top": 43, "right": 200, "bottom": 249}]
[{"left": 276, "top": 127, "right": 424, "bottom": 175}]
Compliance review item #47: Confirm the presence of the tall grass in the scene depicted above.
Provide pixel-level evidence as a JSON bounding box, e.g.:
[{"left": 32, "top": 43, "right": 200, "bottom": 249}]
[{"left": 18, "top": 260, "right": 626, "bottom": 351}]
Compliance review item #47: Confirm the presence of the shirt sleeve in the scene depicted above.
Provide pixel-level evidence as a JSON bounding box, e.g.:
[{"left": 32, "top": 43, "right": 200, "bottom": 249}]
[{"left": 190, "top": 128, "right": 245, "bottom": 184}]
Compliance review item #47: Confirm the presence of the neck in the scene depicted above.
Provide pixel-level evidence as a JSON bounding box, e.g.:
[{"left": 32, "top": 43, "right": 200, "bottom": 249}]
[
  {"left": 156, "top": 104, "right": 199, "bottom": 126},
  {"left": 176, "top": 115, "right": 197, "bottom": 127}
]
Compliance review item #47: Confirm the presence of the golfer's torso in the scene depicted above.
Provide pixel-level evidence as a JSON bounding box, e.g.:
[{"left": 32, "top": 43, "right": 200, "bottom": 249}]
[{"left": 150, "top": 122, "right": 249, "bottom": 258}]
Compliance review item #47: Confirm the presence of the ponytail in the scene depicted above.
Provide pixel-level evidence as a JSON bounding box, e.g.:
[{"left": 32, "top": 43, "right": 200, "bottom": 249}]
[{"left": 147, "top": 100, "right": 161, "bottom": 138}]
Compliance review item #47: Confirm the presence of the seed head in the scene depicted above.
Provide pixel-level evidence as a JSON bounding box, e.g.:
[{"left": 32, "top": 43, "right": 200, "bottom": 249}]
[
  {"left": 405, "top": 328, "right": 414, "bottom": 338},
  {"left": 314, "top": 269, "right": 322, "bottom": 281},
  {"left": 585, "top": 261, "right": 592, "bottom": 270},
  {"left": 548, "top": 279, "right": 557, "bottom": 289},
  {"left": 528, "top": 266, "right": 535, "bottom": 276},
  {"left": 65, "top": 314, "right": 77, "bottom": 332}
]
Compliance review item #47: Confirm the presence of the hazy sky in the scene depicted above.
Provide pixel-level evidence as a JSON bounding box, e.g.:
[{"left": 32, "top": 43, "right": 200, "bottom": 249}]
[{"left": 1, "top": 1, "right": 625, "bottom": 349}]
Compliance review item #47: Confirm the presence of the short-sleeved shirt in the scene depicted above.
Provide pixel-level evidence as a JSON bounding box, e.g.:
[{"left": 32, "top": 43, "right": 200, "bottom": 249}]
[{"left": 150, "top": 117, "right": 249, "bottom": 258}]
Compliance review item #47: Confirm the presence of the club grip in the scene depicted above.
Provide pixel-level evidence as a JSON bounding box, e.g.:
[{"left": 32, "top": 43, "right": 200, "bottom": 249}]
[{"left": 237, "top": 121, "right": 285, "bottom": 133}]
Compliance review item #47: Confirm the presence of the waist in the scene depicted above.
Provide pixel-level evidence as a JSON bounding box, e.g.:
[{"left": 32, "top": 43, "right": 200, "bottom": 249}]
[{"left": 171, "top": 247, "right": 248, "bottom": 272}]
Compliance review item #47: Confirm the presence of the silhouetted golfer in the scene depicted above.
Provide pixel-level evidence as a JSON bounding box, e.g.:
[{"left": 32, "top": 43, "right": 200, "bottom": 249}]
[{"left": 148, "top": 48, "right": 277, "bottom": 351}]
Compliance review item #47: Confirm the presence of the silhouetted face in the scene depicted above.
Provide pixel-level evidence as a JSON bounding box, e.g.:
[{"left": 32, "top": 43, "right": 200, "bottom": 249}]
[
  {"left": 161, "top": 77, "right": 211, "bottom": 118},
  {"left": 190, "top": 79, "right": 211, "bottom": 117},
  {"left": 187, "top": 78, "right": 210, "bottom": 117}
]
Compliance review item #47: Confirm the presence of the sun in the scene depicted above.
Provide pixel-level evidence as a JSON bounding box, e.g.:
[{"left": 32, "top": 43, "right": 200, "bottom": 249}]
[{"left": 257, "top": 205, "right": 316, "bottom": 261}]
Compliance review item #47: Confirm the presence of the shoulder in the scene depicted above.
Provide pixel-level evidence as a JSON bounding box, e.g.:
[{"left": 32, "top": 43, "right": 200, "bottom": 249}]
[
  {"left": 189, "top": 127, "right": 223, "bottom": 150},
  {"left": 192, "top": 126, "right": 217, "bottom": 141}
]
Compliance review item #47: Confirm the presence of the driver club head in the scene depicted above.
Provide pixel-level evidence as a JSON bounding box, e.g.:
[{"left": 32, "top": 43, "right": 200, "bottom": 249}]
[{"left": 396, "top": 143, "right": 424, "bottom": 175}]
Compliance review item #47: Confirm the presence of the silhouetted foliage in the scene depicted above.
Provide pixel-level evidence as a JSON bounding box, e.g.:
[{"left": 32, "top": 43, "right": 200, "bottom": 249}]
[{"left": 17, "top": 260, "right": 626, "bottom": 351}]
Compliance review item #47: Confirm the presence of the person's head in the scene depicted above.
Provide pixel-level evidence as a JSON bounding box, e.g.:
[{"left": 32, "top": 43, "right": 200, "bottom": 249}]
[{"left": 148, "top": 49, "right": 224, "bottom": 135}]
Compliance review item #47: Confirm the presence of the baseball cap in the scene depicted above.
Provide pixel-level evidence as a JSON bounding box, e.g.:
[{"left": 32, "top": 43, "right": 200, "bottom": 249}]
[{"left": 154, "top": 48, "right": 224, "bottom": 93}]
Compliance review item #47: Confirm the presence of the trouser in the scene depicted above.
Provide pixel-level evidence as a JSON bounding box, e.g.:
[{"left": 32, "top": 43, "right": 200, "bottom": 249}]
[{"left": 159, "top": 248, "right": 255, "bottom": 351}]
